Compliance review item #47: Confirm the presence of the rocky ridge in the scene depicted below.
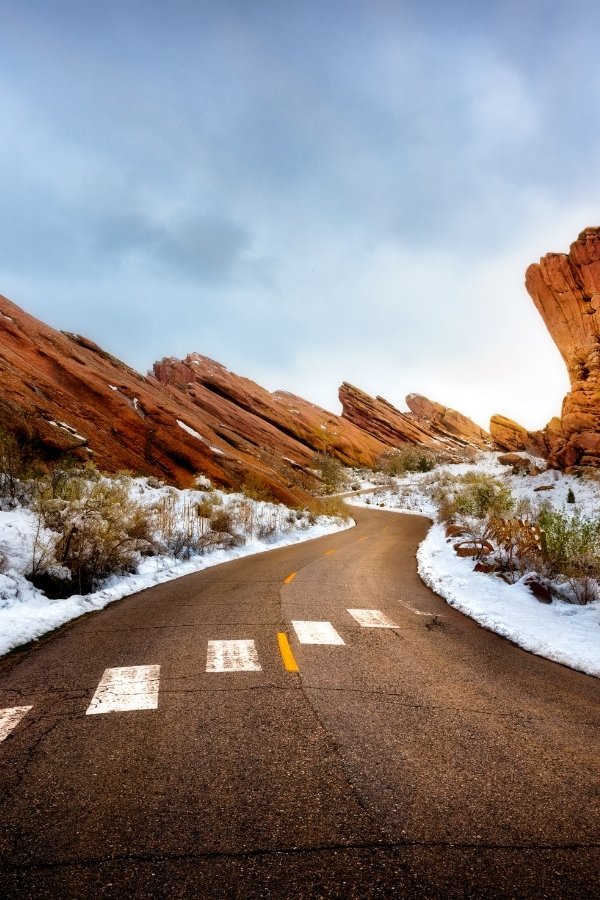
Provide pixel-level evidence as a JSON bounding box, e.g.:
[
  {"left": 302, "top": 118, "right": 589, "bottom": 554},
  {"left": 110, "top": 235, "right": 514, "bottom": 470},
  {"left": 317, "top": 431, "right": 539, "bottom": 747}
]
[
  {"left": 0, "top": 294, "right": 492, "bottom": 502},
  {"left": 339, "top": 383, "right": 493, "bottom": 455}
]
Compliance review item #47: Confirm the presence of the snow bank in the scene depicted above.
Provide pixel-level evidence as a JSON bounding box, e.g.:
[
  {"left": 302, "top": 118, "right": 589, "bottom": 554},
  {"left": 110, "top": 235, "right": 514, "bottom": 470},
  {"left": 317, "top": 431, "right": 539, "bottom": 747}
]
[
  {"left": 0, "top": 480, "right": 353, "bottom": 658},
  {"left": 349, "top": 453, "right": 600, "bottom": 678},
  {"left": 418, "top": 524, "right": 600, "bottom": 678}
]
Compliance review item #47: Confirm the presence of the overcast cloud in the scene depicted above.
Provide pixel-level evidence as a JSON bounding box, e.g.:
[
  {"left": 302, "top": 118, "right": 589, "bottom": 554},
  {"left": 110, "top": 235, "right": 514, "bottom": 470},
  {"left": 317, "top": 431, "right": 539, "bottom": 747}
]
[{"left": 1, "top": 0, "right": 599, "bottom": 429}]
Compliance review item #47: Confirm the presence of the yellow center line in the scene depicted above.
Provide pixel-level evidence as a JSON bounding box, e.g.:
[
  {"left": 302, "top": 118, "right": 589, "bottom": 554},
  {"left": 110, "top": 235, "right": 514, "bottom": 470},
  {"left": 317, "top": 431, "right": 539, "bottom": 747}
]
[
  {"left": 283, "top": 571, "right": 297, "bottom": 584},
  {"left": 277, "top": 632, "right": 299, "bottom": 673},
  {"left": 323, "top": 549, "right": 337, "bottom": 556},
  {"left": 358, "top": 536, "right": 368, "bottom": 542}
]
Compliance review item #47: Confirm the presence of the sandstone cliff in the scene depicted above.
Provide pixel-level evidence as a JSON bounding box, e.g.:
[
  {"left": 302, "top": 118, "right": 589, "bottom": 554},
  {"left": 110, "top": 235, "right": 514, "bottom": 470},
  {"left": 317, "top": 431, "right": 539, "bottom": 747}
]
[
  {"left": 0, "top": 295, "right": 315, "bottom": 504},
  {"left": 521, "top": 227, "right": 600, "bottom": 467},
  {"left": 0, "top": 293, "right": 493, "bottom": 502},
  {"left": 339, "top": 383, "right": 493, "bottom": 454}
]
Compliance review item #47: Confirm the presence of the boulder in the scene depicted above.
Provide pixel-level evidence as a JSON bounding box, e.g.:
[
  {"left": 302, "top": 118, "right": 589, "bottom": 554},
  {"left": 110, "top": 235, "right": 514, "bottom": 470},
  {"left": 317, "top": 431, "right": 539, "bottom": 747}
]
[
  {"left": 490, "top": 415, "right": 548, "bottom": 457},
  {"left": 453, "top": 540, "right": 494, "bottom": 557},
  {"left": 524, "top": 576, "right": 552, "bottom": 604}
]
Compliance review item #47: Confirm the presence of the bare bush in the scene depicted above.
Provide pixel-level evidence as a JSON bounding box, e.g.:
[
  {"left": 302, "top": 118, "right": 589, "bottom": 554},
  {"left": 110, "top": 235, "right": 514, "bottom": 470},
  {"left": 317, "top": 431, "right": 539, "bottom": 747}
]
[
  {"left": 0, "top": 428, "right": 26, "bottom": 503},
  {"left": 31, "top": 480, "right": 156, "bottom": 595},
  {"left": 379, "top": 446, "right": 438, "bottom": 475}
]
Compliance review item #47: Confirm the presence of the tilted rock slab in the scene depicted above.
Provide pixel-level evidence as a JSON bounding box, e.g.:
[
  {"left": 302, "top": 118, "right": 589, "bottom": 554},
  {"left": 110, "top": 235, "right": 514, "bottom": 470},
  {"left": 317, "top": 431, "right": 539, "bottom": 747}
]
[
  {"left": 0, "top": 295, "right": 316, "bottom": 505},
  {"left": 524, "top": 226, "right": 600, "bottom": 467},
  {"left": 339, "top": 383, "right": 493, "bottom": 454},
  {"left": 152, "top": 353, "right": 389, "bottom": 473}
]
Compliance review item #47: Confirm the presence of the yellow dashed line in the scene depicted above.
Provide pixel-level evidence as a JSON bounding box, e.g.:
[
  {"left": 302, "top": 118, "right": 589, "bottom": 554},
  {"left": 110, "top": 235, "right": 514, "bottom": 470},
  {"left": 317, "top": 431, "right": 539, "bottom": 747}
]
[
  {"left": 277, "top": 632, "right": 299, "bottom": 672},
  {"left": 358, "top": 536, "right": 368, "bottom": 542},
  {"left": 283, "top": 571, "right": 297, "bottom": 584},
  {"left": 323, "top": 549, "right": 337, "bottom": 556}
]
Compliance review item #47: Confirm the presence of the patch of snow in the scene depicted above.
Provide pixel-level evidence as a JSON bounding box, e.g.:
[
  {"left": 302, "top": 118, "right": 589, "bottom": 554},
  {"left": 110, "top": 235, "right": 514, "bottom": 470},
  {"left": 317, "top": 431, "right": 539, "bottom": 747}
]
[
  {"left": 418, "top": 524, "right": 600, "bottom": 678},
  {"left": 47, "top": 420, "right": 87, "bottom": 443},
  {"left": 108, "top": 384, "right": 119, "bottom": 392},
  {"left": 210, "top": 446, "right": 225, "bottom": 456},
  {"left": 1, "top": 313, "right": 15, "bottom": 323},
  {"left": 177, "top": 420, "right": 205, "bottom": 441}
]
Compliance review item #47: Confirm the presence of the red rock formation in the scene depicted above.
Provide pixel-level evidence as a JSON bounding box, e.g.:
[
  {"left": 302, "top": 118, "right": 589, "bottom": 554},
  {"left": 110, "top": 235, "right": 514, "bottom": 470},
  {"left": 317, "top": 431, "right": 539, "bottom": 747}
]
[
  {"left": 489, "top": 415, "right": 547, "bottom": 458},
  {"left": 153, "top": 354, "right": 389, "bottom": 473},
  {"left": 0, "top": 292, "right": 497, "bottom": 505},
  {"left": 0, "top": 295, "right": 315, "bottom": 505},
  {"left": 405, "top": 394, "right": 492, "bottom": 448},
  {"left": 524, "top": 227, "right": 600, "bottom": 467},
  {"left": 339, "top": 383, "right": 493, "bottom": 454}
]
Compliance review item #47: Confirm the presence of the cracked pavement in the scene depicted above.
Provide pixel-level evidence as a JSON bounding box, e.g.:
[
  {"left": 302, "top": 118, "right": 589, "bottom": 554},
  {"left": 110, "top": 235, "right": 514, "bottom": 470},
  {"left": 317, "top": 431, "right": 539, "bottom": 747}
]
[{"left": 0, "top": 507, "right": 598, "bottom": 898}]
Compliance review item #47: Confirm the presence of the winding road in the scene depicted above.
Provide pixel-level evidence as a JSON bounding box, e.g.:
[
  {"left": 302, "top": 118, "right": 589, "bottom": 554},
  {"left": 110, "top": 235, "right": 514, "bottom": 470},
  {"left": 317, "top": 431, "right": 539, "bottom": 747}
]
[{"left": 0, "top": 507, "right": 598, "bottom": 898}]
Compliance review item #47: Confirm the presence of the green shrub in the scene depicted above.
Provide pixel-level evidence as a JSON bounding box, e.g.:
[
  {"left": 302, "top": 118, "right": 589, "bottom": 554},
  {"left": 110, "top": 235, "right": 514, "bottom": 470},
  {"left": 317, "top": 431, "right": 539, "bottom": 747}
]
[
  {"left": 380, "top": 446, "right": 437, "bottom": 475},
  {"left": 311, "top": 452, "right": 348, "bottom": 495},
  {"left": 438, "top": 473, "right": 514, "bottom": 523},
  {"left": 537, "top": 508, "right": 600, "bottom": 602}
]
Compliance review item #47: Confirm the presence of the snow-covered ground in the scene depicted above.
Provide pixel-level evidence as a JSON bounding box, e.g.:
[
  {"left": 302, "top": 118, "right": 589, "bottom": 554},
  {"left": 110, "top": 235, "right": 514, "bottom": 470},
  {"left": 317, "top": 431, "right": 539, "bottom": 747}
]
[
  {"left": 348, "top": 453, "right": 600, "bottom": 678},
  {"left": 0, "top": 478, "right": 352, "bottom": 658}
]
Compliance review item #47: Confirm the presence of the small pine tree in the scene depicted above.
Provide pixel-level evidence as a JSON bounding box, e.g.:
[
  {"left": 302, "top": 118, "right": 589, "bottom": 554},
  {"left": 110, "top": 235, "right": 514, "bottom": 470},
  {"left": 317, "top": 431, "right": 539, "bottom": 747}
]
[{"left": 567, "top": 488, "right": 576, "bottom": 504}]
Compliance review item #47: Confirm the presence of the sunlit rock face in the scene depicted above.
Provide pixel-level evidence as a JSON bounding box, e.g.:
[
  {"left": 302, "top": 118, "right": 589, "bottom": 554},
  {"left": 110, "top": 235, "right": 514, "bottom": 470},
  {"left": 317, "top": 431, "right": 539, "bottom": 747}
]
[
  {"left": 0, "top": 292, "right": 496, "bottom": 505},
  {"left": 0, "top": 294, "right": 317, "bottom": 505},
  {"left": 152, "top": 353, "right": 389, "bottom": 470},
  {"left": 489, "top": 415, "right": 548, "bottom": 458},
  {"left": 525, "top": 227, "right": 600, "bottom": 467},
  {"left": 339, "top": 383, "right": 493, "bottom": 455}
]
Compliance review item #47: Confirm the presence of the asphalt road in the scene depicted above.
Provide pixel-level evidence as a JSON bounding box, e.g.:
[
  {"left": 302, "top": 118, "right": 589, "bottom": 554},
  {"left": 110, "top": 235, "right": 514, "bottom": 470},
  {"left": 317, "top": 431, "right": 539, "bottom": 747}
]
[{"left": 0, "top": 507, "right": 598, "bottom": 899}]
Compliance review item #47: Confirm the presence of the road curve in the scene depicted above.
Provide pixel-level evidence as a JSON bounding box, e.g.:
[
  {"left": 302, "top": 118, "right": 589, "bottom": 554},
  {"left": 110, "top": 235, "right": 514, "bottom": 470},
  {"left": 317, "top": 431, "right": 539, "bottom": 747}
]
[{"left": 0, "top": 507, "right": 598, "bottom": 899}]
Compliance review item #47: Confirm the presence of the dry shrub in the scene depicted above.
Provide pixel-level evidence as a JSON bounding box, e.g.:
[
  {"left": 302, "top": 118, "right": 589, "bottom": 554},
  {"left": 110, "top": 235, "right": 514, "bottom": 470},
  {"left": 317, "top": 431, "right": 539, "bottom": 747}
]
[
  {"left": 488, "top": 517, "right": 543, "bottom": 583},
  {"left": 31, "top": 479, "right": 155, "bottom": 595},
  {"left": 241, "top": 472, "right": 275, "bottom": 502},
  {"left": 311, "top": 452, "right": 348, "bottom": 495},
  {"left": 153, "top": 493, "right": 212, "bottom": 558},
  {"left": 310, "top": 496, "right": 351, "bottom": 519},
  {"left": 379, "top": 446, "right": 438, "bottom": 475}
]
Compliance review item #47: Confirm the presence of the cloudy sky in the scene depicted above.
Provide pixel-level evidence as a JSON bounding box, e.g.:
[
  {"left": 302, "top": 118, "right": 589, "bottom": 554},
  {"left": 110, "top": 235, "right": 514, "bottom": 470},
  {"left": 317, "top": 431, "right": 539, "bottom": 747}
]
[{"left": 0, "top": 0, "right": 598, "bottom": 430}]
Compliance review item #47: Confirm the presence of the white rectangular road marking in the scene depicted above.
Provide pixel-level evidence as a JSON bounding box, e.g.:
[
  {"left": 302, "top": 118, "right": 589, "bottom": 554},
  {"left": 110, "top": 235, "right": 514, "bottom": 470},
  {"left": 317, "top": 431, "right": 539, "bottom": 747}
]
[
  {"left": 291, "top": 621, "right": 346, "bottom": 645},
  {"left": 206, "top": 640, "right": 261, "bottom": 672},
  {"left": 86, "top": 665, "right": 160, "bottom": 715},
  {"left": 0, "top": 706, "right": 32, "bottom": 742},
  {"left": 347, "top": 608, "right": 398, "bottom": 628}
]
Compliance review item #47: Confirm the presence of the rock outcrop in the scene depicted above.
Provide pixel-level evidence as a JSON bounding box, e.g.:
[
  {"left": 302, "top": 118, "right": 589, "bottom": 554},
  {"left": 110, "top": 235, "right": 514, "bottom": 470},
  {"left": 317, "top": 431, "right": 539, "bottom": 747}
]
[
  {"left": 0, "top": 292, "right": 496, "bottom": 503},
  {"left": 524, "top": 226, "right": 600, "bottom": 467},
  {"left": 152, "top": 354, "right": 388, "bottom": 472},
  {"left": 339, "top": 384, "right": 493, "bottom": 454},
  {"left": 0, "top": 295, "right": 317, "bottom": 505},
  {"left": 489, "top": 415, "right": 548, "bottom": 457}
]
